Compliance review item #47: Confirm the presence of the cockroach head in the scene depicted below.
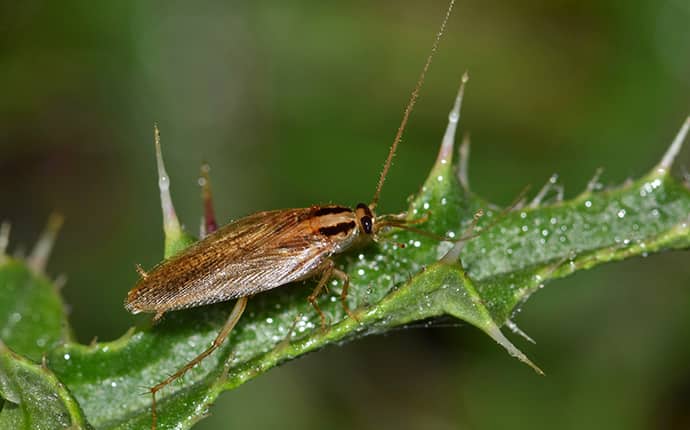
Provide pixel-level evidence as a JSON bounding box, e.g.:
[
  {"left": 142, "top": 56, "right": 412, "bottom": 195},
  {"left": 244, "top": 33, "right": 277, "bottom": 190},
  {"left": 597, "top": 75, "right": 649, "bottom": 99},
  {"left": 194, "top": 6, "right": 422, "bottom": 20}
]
[{"left": 355, "top": 203, "right": 375, "bottom": 235}]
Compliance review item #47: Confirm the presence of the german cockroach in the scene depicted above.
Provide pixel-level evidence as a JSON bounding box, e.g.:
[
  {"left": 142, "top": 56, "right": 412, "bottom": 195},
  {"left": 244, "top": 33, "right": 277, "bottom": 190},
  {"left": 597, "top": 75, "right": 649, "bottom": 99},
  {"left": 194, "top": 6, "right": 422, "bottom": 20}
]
[{"left": 125, "top": 1, "right": 458, "bottom": 428}]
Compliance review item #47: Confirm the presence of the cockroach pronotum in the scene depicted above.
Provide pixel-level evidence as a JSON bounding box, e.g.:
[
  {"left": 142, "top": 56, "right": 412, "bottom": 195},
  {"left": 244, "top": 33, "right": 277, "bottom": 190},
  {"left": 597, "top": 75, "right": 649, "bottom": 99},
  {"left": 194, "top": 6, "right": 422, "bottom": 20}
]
[{"left": 125, "top": 1, "right": 463, "bottom": 428}]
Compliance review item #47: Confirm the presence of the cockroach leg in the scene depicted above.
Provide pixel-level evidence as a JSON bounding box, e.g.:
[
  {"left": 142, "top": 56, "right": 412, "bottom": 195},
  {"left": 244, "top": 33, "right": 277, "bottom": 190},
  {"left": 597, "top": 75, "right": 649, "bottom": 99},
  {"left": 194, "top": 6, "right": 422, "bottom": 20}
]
[
  {"left": 135, "top": 264, "right": 149, "bottom": 279},
  {"left": 332, "top": 268, "right": 359, "bottom": 322},
  {"left": 152, "top": 311, "right": 165, "bottom": 323},
  {"left": 307, "top": 260, "right": 335, "bottom": 331},
  {"left": 149, "top": 296, "right": 248, "bottom": 430},
  {"left": 276, "top": 313, "right": 303, "bottom": 351}
]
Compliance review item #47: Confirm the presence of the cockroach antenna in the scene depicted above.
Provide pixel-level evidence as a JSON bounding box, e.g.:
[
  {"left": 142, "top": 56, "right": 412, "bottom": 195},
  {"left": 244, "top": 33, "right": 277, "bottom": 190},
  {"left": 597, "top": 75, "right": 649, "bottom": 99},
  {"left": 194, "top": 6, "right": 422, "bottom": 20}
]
[{"left": 370, "top": 0, "right": 456, "bottom": 209}]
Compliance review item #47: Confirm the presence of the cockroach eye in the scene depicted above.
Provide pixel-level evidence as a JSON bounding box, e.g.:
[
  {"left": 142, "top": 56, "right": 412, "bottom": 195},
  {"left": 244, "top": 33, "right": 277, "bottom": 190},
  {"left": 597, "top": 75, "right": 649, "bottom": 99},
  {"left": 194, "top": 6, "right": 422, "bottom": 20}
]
[{"left": 361, "top": 216, "right": 373, "bottom": 234}]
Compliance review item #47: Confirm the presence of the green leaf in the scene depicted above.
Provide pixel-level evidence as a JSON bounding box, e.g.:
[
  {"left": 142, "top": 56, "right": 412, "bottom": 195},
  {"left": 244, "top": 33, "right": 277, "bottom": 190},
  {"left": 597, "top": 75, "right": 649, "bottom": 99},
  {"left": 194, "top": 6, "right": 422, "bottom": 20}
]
[
  {"left": 41, "top": 115, "right": 690, "bottom": 429},
  {"left": 0, "top": 341, "right": 88, "bottom": 429},
  {"left": 0, "top": 258, "right": 70, "bottom": 361},
  {"left": 4, "top": 97, "right": 689, "bottom": 427}
]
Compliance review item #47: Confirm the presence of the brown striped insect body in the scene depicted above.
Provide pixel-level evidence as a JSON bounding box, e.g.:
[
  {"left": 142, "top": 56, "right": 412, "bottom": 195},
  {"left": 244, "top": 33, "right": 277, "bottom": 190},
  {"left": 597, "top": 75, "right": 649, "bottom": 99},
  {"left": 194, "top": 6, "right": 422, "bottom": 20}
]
[
  {"left": 126, "top": 203, "right": 378, "bottom": 323},
  {"left": 125, "top": 1, "right": 457, "bottom": 429}
]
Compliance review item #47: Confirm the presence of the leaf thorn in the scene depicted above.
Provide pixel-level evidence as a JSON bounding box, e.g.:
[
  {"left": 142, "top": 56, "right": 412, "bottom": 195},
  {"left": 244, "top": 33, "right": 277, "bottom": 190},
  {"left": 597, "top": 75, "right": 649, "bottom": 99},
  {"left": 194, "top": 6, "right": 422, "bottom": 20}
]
[
  {"left": 0, "top": 220, "right": 10, "bottom": 260},
  {"left": 485, "top": 325, "right": 544, "bottom": 375},
  {"left": 199, "top": 162, "right": 218, "bottom": 237},
  {"left": 505, "top": 319, "right": 536, "bottom": 344},
  {"left": 154, "top": 123, "right": 183, "bottom": 242},
  {"left": 657, "top": 116, "right": 690, "bottom": 173},
  {"left": 585, "top": 167, "right": 604, "bottom": 193},
  {"left": 28, "top": 213, "right": 64, "bottom": 273},
  {"left": 529, "top": 174, "right": 559, "bottom": 208},
  {"left": 436, "top": 72, "right": 469, "bottom": 167},
  {"left": 458, "top": 132, "right": 471, "bottom": 191}
]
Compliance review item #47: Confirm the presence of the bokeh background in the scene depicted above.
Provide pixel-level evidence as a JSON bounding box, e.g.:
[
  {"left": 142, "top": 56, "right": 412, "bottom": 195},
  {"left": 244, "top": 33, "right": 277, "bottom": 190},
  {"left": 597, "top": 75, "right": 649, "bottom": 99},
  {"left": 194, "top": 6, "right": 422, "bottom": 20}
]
[{"left": 2, "top": 1, "right": 690, "bottom": 429}]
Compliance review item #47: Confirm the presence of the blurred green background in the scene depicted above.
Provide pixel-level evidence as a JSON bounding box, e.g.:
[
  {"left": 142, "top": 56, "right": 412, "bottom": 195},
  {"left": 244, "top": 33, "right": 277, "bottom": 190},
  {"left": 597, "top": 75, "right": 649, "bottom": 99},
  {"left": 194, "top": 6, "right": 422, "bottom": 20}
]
[{"left": 2, "top": 0, "right": 689, "bottom": 429}]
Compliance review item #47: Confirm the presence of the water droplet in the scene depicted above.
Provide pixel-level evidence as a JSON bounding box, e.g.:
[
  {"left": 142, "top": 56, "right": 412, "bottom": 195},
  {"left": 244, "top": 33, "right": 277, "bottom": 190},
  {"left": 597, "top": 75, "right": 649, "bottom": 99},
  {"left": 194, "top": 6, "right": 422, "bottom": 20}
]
[
  {"left": 266, "top": 317, "right": 274, "bottom": 324},
  {"left": 111, "top": 381, "right": 117, "bottom": 388},
  {"left": 437, "top": 175, "right": 444, "bottom": 182},
  {"left": 441, "top": 197, "right": 447, "bottom": 205},
  {"left": 63, "top": 353, "right": 70, "bottom": 360},
  {"left": 158, "top": 175, "right": 169, "bottom": 190},
  {"left": 617, "top": 209, "right": 626, "bottom": 218},
  {"left": 506, "top": 248, "right": 513, "bottom": 255},
  {"left": 521, "top": 225, "right": 529, "bottom": 232},
  {"left": 357, "top": 269, "right": 365, "bottom": 276},
  {"left": 585, "top": 200, "right": 592, "bottom": 208},
  {"left": 550, "top": 217, "right": 558, "bottom": 225},
  {"left": 413, "top": 240, "right": 421, "bottom": 248},
  {"left": 541, "top": 229, "right": 549, "bottom": 237},
  {"left": 520, "top": 212, "right": 527, "bottom": 219},
  {"left": 651, "top": 209, "right": 660, "bottom": 217}
]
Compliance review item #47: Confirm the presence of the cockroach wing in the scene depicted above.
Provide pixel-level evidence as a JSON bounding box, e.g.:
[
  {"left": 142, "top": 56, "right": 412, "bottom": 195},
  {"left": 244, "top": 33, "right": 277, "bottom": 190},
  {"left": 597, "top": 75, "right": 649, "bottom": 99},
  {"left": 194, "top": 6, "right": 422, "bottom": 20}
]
[{"left": 125, "top": 208, "right": 337, "bottom": 314}]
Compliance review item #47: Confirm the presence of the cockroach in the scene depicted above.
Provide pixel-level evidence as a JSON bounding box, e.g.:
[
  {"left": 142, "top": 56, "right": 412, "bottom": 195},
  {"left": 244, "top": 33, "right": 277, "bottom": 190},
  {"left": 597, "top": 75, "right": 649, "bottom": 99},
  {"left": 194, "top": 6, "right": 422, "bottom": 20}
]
[{"left": 125, "top": 1, "right": 458, "bottom": 428}]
